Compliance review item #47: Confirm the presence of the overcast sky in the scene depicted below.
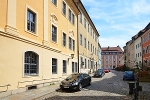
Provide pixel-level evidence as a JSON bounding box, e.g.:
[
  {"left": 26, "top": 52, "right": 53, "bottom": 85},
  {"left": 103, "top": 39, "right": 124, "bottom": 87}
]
[{"left": 81, "top": 0, "right": 150, "bottom": 49}]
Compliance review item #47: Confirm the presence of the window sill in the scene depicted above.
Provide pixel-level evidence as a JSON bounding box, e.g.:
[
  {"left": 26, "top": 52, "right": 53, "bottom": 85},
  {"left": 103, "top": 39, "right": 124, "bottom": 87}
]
[
  {"left": 62, "top": 73, "right": 67, "bottom": 75},
  {"left": 23, "top": 74, "right": 39, "bottom": 78},
  {"left": 62, "top": 13, "right": 66, "bottom": 18},
  {"left": 52, "top": 73, "right": 57, "bottom": 74},
  {"left": 51, "top": 40, "right": 58, "bottom": 44},
  {"left": 25, "top": 30, "right": 38, "bottom": 37}
]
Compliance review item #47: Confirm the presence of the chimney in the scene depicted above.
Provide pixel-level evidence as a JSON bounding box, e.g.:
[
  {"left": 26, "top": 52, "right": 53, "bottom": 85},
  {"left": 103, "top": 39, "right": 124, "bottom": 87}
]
[{"left": 107, "top": 46, "right": 109, "bottom": 49}]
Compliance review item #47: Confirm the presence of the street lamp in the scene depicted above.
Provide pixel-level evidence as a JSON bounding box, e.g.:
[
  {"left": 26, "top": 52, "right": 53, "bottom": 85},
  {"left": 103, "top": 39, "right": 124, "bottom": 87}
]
[{"left": 68, "top": 54, "right": 74, "bottom": 61}]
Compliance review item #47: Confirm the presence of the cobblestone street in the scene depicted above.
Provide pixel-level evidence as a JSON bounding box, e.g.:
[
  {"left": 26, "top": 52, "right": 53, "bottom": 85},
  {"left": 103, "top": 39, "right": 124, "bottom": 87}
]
[{"left": 36, "top": 70, "right": 133, "bottom": 100}]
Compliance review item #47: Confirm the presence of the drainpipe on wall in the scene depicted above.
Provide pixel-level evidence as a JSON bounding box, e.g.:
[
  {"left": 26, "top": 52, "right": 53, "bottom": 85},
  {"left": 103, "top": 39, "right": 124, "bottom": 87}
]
[{"left": 77, "top": 13, "right": 80, "bottom": 73}]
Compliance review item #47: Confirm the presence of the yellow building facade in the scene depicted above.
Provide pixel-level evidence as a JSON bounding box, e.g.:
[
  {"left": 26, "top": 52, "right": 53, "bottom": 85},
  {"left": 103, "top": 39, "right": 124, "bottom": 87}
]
[
  {"left": 74, "top": 0, "right": 100, "bottom": 73},
  {"left": 0, "top": 0, "right": 79, "bottom": 97}
]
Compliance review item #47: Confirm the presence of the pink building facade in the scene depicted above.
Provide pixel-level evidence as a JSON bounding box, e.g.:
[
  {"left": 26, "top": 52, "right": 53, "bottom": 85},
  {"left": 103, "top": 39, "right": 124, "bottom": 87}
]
[{"left": 101, "top": 46, "right": 123, "bottom": 69}]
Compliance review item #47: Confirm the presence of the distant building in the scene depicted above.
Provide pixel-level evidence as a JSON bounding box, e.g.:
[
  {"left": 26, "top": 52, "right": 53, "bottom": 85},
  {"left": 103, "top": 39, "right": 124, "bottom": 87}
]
[
  {"left": 141, "top": 22, "right": 150, "bottom": 69},
  {"left": 98, "top": 43, "right": 102, "bottom": 69},
  {"left": 101, "top": 46, "right": 123, "bottom": 69},
  {"left": 74, "top": 0, "right": 100, "bottom": 73}
]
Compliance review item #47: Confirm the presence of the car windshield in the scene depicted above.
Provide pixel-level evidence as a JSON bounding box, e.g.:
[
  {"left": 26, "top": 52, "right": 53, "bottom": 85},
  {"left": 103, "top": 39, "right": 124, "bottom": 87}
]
[
  {"left": 95, "top": 70, "right": 102, "bottom": 74},
  {"left": 66, "top": 73, "right": 79, "bottom": 80},
  {"left": 125, "top": 71, "right": 133, "bottom": 74}
]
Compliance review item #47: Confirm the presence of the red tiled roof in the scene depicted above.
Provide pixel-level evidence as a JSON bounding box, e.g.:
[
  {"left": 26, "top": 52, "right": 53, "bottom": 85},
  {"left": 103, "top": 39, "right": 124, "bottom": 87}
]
[{"left": 102, "top": 46, "right": 123, "bottom": 52}]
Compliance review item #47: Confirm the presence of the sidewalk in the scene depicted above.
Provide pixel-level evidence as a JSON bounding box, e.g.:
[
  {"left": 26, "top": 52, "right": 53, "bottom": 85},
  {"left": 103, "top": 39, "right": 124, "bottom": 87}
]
[
  {"left": 0, "top": 74, "right": 93, "bottom": 100},
  {"left": 0, "top": 83, "right": 60, "bottom": 100}
]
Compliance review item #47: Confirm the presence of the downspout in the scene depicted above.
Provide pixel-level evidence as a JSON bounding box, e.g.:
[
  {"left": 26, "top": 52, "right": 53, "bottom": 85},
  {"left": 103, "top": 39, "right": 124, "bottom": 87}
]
[{"left": 77, "top": 12, "right": 80, "bottom": 73}]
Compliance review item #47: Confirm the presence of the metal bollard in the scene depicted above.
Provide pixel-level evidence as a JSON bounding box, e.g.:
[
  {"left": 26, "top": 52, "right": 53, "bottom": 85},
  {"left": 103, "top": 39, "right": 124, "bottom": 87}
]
[
  {"left": 136, "top": 78, "right": 139, "bottom": 96},
  {"left": 133, "top": 88, "right": 138, "bottom": 100}
]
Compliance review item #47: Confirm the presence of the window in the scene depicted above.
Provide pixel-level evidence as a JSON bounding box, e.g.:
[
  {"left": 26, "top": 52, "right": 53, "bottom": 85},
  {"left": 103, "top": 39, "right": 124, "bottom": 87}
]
[
  {"left": 88, "top": 60, "right": 90, "bottom": 69},
  {"left": 84, "top": 18, "right": 86, "bottom": 28},
  {"left": 69, "top": 37, "right": 72, "bottom": 49},
  {"left": 72, "top": 62, "right": 78, "bottom": 73},
  {"left": 88, "top": 24, "right": 89, "bottom": 32},
  {"left": 80, "top": 13, "right": 82, "bottom": 23},
  {"left": 62, "top": 1, "right": 66, "bottom": 16},
  {"left": 142, "top": 48, "right": 145, "bottom": 55},
  {"left": 93, "top": 46, "right": 94, "bottom": 53},
  {"left": 142, "top": 37, "right": 144, "bottom": 43},
  {"left": 85, "top": 59, "right": 87, "bottom": 68},
  {"left": 91, "top": 44, "right": 92, "bottom": 52},
  {"left": 75, "top": 63, "right": 77, "bottom": 72},
  {"left": 90, "top": 27, "right": 92, "bottom": 35},
  {"left": 72, "top": 40, "right": 75, "bottom": 51},
  {"left": 72, "top": 13, "right": 75, "bottom": 25},
  {"left": 93, "top": 32, "right": 94, "bottom": 39},
  {"left": 69, "top": 37, "right": 75, "bottom": 51},
  {"left": 81, "top": 57, "right": 83, "bottom": 68},
  {"left": 52, "top": 0, "right": 57, "bottom": 6},
  {"left": 80, "top": 34, "right": 82, "bottom": 45},
  {"left": 27, "top": 9, "right": 36, "bottom": 33},
  {"left": 68, "top": 9, "right": 71, "bottom": 22},
  {"left": 62, "top": 32, "right": 66, "bottom": 46},
  {"left": 52, "top": 25, "right": 57, "bottom": 42},
  {"left": 84, "top": 38, "right": 86, "bottom": 48},
  {"left": 146, "top": 46, "right": 148, "bottom": 54},
  {"left": 52, "top": 58, "right": 57, "bottom": 74},
  {"left": 95, "top": 36, "right": 97, "bottom": 42},
  {"left": 88, "top": 41, "right": 89, "bottom": 50},
  {"left": 63, "top": 60, "right": 66, "bottom": 74},
  {"left": 24, "top": 51, "right": 39, "bottom": 75},
  {"left": 91, "top": 28, "right": 92, "bottom": 36}
]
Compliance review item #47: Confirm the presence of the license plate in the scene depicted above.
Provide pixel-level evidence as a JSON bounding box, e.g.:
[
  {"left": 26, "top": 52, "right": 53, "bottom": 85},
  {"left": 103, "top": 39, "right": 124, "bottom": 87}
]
[{"left": 64, "top": 86, "right": 69, "bottom": 88}]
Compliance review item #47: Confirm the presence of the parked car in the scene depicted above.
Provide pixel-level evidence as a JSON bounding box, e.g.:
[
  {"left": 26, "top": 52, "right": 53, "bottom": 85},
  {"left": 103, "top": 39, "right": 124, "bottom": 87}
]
[
  {"left": 104, "top": 69, "right": 110, "bottom": 73},
  {"left": 60, "top": 73, "right": 91, "bottom": 91},
  {"left": 123, "top": 71, "right": 135, "bottom": 81},
  {"left": 93, "top": 69, "right": 105, "bottom": 77}
]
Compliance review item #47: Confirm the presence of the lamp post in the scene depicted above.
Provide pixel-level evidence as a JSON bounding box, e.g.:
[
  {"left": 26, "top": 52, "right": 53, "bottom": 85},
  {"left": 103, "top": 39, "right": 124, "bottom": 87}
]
[{"left": 68, "top": 54, "right": 74, "bottom": 61}]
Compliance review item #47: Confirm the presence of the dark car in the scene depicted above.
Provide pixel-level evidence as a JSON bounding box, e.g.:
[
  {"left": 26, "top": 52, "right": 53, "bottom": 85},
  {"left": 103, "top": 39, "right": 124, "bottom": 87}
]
[
  {"left": 93, "top": 69, "right": 105, "bottom": 77},
  {"left": 123, "top": 71, "right": 135, "bottom": 81},
  {"left": 60, "top": 73, "right": 91, "bottom": 91}
]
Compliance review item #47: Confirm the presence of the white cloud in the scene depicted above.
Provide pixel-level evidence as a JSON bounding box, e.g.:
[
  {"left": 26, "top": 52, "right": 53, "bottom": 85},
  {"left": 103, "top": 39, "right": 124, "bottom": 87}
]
[{"left": 81, "top": 0, "right": 150, "bottom": 49}]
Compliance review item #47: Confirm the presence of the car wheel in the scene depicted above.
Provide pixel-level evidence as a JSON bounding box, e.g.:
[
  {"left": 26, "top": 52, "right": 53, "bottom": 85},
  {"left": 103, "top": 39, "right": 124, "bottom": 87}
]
[
  {"left": 88, "top": 80, "right": 91, "bottom": 85},
  {"left": 78, "top": 83, "right": 82, "bottom": 91},
  {"left": 123, "top": 78, "right": 125, "bottom": 81},
  {"left": 60, "top": 87, "right": 64, "bottom": 90}
]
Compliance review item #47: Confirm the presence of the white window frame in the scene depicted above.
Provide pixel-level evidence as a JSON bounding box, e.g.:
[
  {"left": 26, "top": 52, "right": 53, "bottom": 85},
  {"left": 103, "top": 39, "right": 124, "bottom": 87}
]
[
  {"left": 80, "top": 34, "right": 82, "bottom": 45},
  {"left": 80, "top": 13, "right": 82, "bottom": 23},
  {"left": 25, "top": 4, "right": 38, "bottom": 36},
  {"left": 62, "top": 32, "right": 66, "bottom": 47},
  {"left": 24, "top": 51, "right": 39, "bottom": 76},
  {"left": 68, "top": 9, "right": 71, "bottom": 22},
  {"left": 63, "top": 60, "right": 67, "bottom": 74},
  {"left": 62, "top": 1, "right": 66, "bottom": 16},
  {"left": 52, "top": 58, "right": 57, "bottom": 74},
  {"left": 84, "top": 18, "right": 86, "bottom": 28},
  {"left": 52, "top": 0, "right": 57, "bottom": 6},
  {"left": 51, "top": 24, "right": 57, "bottom": 43}
]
